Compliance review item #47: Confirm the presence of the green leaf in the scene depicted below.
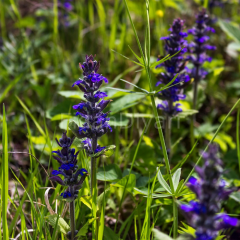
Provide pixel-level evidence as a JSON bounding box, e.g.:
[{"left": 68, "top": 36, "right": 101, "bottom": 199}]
[
  {"left": 97, "top": 189, "right": 109, "bottom": 212},
  {"left": 152, "top": 228, "right": 174, "bottom": 240},
  {"left": 218, "top": 19, "right": 240, "bottom": 43},
  {"left": 109, "top": 114, "right": 129, "bottom": 126},
  {"left": 111, "top": 174, "right": 136, "bottom": 192},
  {"left": 68, "top": 121, "right": 84, "bottom": 139},
  {"left": 176, "top": 233, "right": 195, "bottom": 240},
  {"left": 120, "top": 79, "right": 149, "bottom": 94},
  {"left": 110, "top": 93, "right": 145, "bottom": 115},
  {"left": 58, "top": 91, "right": 84, "bottom": 99},
  {"left": 106, "top": 87, "right": 144, "bottom": 94},
  {"left": 194, "top": 123, "right": 218, "bottom": 137},
  {"left": 111, "top": 49, "right": 144, "bottom": 67},
  {"left": 76, "top": 218, "right": 97, "bottom": 238},
  {"left": 172, "top": 168, "right": 181, "bottom": 192},
  {"left": 134, "top": 188, "right": 171, "bottom": 198},
  {"left": 230, "top": 191, "right": 240, "bottom": 203},
  {"left": 176, "top": 110, "right": 198, "bottom": 119},
  {"left": 157, "top": 168, "right": 172, "bottom": 194},
  {"left": 16, "top": 96, "right": 46, "bottom": 137},
  {"left": 45, "top": 214, "right": 70, "bottom": 234},
  {"left": 103, "top": 226, "right": 121, "bottom": 240},
  {"left": 128, "top": 45, "right": 144, "bottom": 65},
  {"left": 80, "top": 196, "right": 92, "bottom": 209},
  {"left": 46, "top": 99, "right": 75, "bottom": 119},
  {"left": 97, "top": 164, "right": 122, "bottom": 181},
  {"left": 91, "top": 145, "right": 116, "bottom": 158}
]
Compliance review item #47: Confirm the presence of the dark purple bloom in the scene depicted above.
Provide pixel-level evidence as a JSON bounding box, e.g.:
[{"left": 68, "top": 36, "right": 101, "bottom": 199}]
[
  {"left": 188, "top": 9, "right": 216, "bottom": 83},
  {"left": 61, "top": 191, "right": 72, "bottom": 198},
  {"left": 72, "top": 55, "right": 112, "bottom": 156},
  {"left": 180, "top": 144, "right": 239, "bottom": 240},
  {"left": 50, "top": 132, "right": 88, "bottom": 201},
  {"left": 156, "top": 19, "right": 190, "bottom": 117},
  {"left": 63, "top": 2, "right": 73, "bottom": 11}
]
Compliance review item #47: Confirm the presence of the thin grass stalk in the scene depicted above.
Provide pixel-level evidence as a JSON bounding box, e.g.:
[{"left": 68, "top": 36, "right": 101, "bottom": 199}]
[
  {"left": 237, "top": 108, "right": 240, "bottom": 173},
  {"left": 123, "top": 0, "right": 173, "bottom": 189},
  {"left": 0, "top": 0, "right": 6, "bottom": 39},
  {"left": 191, "top": 65, "right": 200, "bottom": 161},
  {"left": 115, "top": 122, "right": 148, "bottom": 233},
  {"left": 165, "top": 115, "right": 172, "bottom": 157},
  {"left": 2, "top": 104, "right": 9, "bottom": 240},
  {"left": 124, "top": 1, "right": 177, "bottom": 236},
  {"left": 179, "top": 98, "right": 240, "bottom": 193}
]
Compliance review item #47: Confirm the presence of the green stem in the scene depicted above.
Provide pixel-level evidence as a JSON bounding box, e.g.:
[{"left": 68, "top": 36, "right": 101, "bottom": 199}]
[
  {"left": 237, "top": 108, "right": 240, "bottom": 173},
  {"left": 191, "top": 76, "right": 199, "bottom": 162},
  {"left": 172, "top": 197, "right": 178, "bottom": 239},
  {"left": 165, "top": 115, "right": 172, "bottom": 158},
  {"left": 69, "top": 187, "right": 76, "bottom": 240},
  {"left": 91, "top": 138, "right": 98, "bottom": 240}
]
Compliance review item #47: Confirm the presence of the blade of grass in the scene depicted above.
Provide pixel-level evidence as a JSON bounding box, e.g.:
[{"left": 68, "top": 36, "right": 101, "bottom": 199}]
[
  {"left": 16, "top": 96, "right": 46, "bottom": 138},
  {"left": 123, "top": 0, "right": 174, "bottom": 194},
  {"left": 237, "top": 108, "right": 240, "bottom": 173},
  {"left": 115, "top": 122, "right": 148, "bottom": 233},
  {"left": 2, "top": 104, "right": 9, "bottom": 240},
  {"left": 0, "top": 0, "right": 6, "bottom": 39},
  {"left": 180, "top": 98, "right": 240, "bottom": 192}
]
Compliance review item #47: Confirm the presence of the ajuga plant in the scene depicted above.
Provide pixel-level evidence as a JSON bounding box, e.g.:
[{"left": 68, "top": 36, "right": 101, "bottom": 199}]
[
  {"left": 180, "top": 144, "right": 238, "bottom": 240},
  {"left": 156, "top": 18, "right": 190, "bottom": 156},
  {"left": 50, "top": 132, "right": 89, "bottom": 240},
  {"left": 71, "top": 55, "right": 113, "bottom": 239},
  {"left": 59, "top": 0, "right": 73, "bottom": 27},
  {"left": 188, "top": 9, "right": 216, "bottom": 111}
]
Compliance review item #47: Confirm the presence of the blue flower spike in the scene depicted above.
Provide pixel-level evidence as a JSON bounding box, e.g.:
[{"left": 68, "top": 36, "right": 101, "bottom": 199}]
[
  {"left": 180, "top": 144, "right": 239, "bottom": 240},
  {"left": 72, "top": 55, "right": 112, "bottom": 156},
  {"left": 49, "top": 132, "right": 89, "bottom": 201},
  {"left": 156, "top": 19, "right": 190, "bottom": 117}
]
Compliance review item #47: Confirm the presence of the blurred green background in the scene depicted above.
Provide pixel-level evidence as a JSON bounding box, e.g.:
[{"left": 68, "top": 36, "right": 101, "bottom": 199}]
[{"left": 1, "top": 0, "right": 240, "bottom": 239}]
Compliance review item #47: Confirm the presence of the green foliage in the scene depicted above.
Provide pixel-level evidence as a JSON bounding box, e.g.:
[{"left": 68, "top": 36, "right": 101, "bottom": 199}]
[
  {"left": 1, "top": 0, "right": 240, "bottom": 239},
  {"left": 45, "top": 214, "right": 70, "bottom": 235}
]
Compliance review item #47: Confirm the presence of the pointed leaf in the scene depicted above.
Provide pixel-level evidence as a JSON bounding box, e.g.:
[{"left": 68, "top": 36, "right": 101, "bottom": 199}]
[
  {"left": 157, "top": 168, "right": 172, "bottom": 194},
  {"left": 152, "top": 228, "right": 174, "bottom": 240},
  {"left": 97, "top": 164, "right": 122, "bottom": 181},
  {"left": 91, "top": 145, "right": 116, "bottom": 158},
  {"left": 111, "top": 49, "right": 144, "bottom": 67},
  {"left": 45, "top": 214, "right": 70, "bottom": 234},
  {"left": 120, "top": 79, "right": 149, "bottom": 94},
  {"left": 68, "top": 121, "right": 83, "bottom": 139},
  {"left": 172, "top": 168, "right": 181, "bottom": 192},
  {"left": 219, "top": 19, "right": 240, "bottom": 43},
  {"left": 76, "top": 218, "right": 97, "bottom": 238},
  {"left": 128, "top": 45, "right": 144, "bottom": 65},
  {"left": 111, "top": 174, "right": 136, "bottom": 192}
]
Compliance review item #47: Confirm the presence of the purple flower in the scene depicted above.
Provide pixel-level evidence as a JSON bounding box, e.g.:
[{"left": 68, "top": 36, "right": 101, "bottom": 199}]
[
  {"left": 157, "top": 101, "right": 182, "bottom": 117},
  {"left": 72, "top": 55, "right": 112, "bottom": 156},
  {"left": 63, "top": 2, "right": 73, "bottom": 11},
  {"left": 188, "top": 9, "right": 216, "bottom": 83},
  {"left": 180, "top": 144, "right": 238, "bottom": 240},
  {"left": 95, "top": 146, "right": 106, "bottom": 153},
  {"left": 156, "top": 19, "right": 190, "bottom": 117},
  {"left": 61, "top": 191, "right": 72, "bottom": 199},
  {"left": 50, "top": 132, "right": 88, "bottom": 201}
]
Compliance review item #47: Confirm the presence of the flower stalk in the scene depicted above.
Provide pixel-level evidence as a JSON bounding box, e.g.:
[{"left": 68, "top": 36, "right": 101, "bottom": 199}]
[
  {"left": 180, "top": 144, "right": 239, "bottom": 240},
  {"left": 50, "top": 132, "right": 88, "bottom": 239},
  {"left": 156, "top": 18, "right": 190, "bottom": 157},
  {"left": 188, "top": 9, "right": 216, "bottom": 160},
  {"left": 72, "top": 55, "right": 112, "bottom": 239}
]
